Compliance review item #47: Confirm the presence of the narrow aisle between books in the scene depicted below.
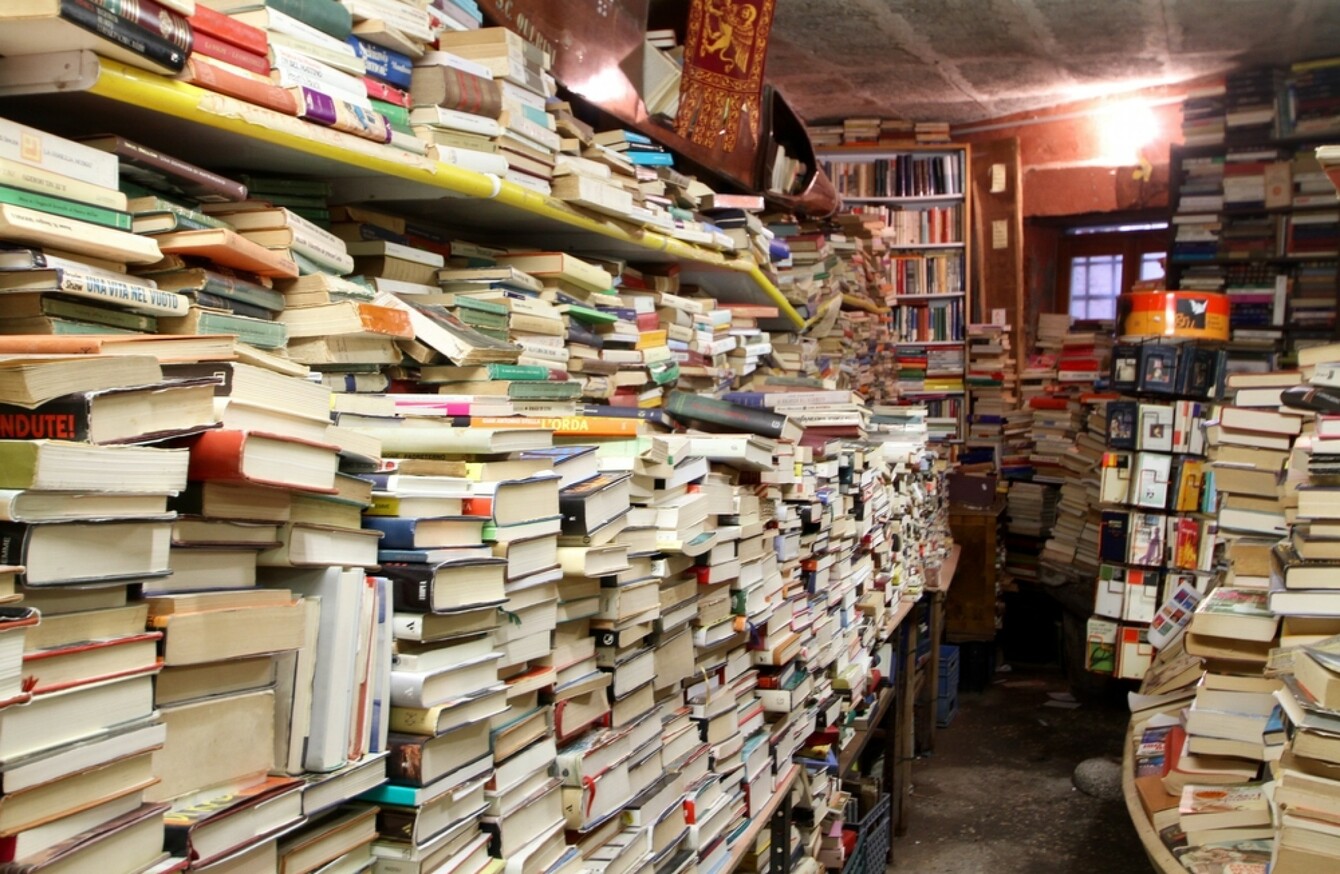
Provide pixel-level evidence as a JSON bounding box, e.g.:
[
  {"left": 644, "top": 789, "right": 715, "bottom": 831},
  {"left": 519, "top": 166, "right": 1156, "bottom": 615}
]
[{"left": 891, "top": 665, "right": 1152, "bottom": 874}]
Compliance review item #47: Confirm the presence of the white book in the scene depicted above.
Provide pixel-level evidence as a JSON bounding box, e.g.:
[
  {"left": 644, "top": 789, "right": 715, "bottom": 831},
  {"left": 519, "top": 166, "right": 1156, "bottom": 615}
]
[
  {"left": 0, "top": 118, "right": 118, "bottom": 189},
  {"left": 260, "top": 567, "right": 365, "bottom": 772},
  {"left": 414, "top": 50, "right": 494, "bottom": 80},
  {"left": 410, "top": 106, "right": 503, "bottom": 138},
  {"left": 341, "top": 0, "right": 434, "bottom": 42},
  {"left": 270, "top": 43, "right": 371, "bottom": 110}
]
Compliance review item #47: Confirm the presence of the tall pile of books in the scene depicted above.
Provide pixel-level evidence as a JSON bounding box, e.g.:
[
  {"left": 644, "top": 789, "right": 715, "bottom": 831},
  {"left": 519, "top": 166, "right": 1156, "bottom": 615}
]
[{"left": 963, "top": 321, "right": 1017, "bottom": 472}]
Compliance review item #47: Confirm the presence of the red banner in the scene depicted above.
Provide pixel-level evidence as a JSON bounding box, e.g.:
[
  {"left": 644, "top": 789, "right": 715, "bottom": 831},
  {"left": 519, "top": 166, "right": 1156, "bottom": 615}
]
[{"left": 675, "top": 0, "right": 776, "bottom": 153}]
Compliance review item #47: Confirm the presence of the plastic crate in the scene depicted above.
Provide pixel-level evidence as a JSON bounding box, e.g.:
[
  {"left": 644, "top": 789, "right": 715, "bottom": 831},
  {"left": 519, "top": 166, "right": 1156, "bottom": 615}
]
[
  {"left": 938, "top": 644, "right": 960, "bottom": 696},
  {"left": 936, "top": 692, "right": 959, "bottom": 727},
  {"left": 841, "top": 793, "right": 891, "bottom": 874}
]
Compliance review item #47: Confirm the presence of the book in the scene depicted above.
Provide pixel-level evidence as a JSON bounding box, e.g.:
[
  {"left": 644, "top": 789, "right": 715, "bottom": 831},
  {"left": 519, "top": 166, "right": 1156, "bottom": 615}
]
[
  {"left": 151, "top": 228, "right": 300, "bottom": 278},
  {"left": 0, "top": 203, "right": 161, "bottom": 265},
  {"left": 1190, "top": 587, "right": 1279, "bottom": 641},
  {"left": 180, "top": 429, "right": 338, "bottom": 493},
  {"left": 665, "top": 392, "right": 801, "bottom": 443},
  {"left": 383, "top": 558, "right": 506, "bottom": 613},
  {"left": 0, "top": 0, "right": 188, "bottom": 75}
]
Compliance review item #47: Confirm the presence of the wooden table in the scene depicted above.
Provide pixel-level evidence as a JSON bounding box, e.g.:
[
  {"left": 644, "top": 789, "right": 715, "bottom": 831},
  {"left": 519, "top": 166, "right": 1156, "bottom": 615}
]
[{"left": 917, "top": 544, "right": 961, "bottom": 753}]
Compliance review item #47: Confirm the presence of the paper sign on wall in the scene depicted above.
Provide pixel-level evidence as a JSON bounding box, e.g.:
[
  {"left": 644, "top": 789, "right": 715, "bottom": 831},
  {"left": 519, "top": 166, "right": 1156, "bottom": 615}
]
[
  {"left": 990, "top": 163, "right": 1006, "bottom": 193},
  {"left": 992, "top": 219, "right": 1008, "bottom": 249}
]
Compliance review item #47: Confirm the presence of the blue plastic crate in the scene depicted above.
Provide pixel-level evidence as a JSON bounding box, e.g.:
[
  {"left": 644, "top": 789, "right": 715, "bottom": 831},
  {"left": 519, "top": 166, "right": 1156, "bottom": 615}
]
[{"left": 936, "top": 692, "right": 959, "bottom": 727}]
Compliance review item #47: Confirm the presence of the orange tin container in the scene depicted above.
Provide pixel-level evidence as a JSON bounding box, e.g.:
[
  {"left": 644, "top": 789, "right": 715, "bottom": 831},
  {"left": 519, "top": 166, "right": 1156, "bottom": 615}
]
[{"left": 1119, "top": 290, "right": 1230, "bottom": 341}]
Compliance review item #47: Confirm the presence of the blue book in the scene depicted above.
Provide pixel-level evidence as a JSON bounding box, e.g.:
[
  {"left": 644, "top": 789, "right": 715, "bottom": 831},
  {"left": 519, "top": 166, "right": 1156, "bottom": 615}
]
[
  {"left": 446, "top": 0, "right": 484, "bottom": 22},
  {"left": 347, "top": 37, "right": 413, "bottom": 89},
  {"left": 624, "top": 150, "right": 674, "bottom": 166},
  {"left": 363, "top": 515, "right": 485, "bottom": 550}
]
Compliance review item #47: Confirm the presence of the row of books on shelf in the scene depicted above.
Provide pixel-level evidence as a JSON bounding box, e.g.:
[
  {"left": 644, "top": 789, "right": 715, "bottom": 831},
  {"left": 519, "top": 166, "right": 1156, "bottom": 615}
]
[
  {"left": 819, "top": 152, "right": 964, "bottom": 200},
  {"left": 0, "top": 2, "right": 773, "bottom": 265},
  {"left": 888, "top": 299, "right": 965, "bottom": 345},
  {"left": 809, "top": 118, "right": 952, "bottom": 150},
  {"left": 1179, "top": 57, "right": 1340, "bottom": 146}
]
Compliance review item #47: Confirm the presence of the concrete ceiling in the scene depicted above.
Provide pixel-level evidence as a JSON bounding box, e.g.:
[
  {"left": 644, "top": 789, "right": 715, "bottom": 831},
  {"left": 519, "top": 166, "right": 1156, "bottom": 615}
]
[{"left": 767, "top": 0, "right": 1340, "bottom": 125}]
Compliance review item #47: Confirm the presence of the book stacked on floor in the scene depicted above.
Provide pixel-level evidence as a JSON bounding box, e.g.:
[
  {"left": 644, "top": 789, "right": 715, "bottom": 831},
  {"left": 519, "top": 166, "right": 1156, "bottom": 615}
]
[{"left": 963, "top": 321, "right": 1017, "bottom": 473}]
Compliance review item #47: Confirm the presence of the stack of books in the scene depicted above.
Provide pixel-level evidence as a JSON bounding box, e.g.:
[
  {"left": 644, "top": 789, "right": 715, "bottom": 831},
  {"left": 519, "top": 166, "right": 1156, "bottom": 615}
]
[
  {"left": 436, "top": 28, "right": 560, "bottom": 194},
  {"left": 1181, "top": 80, "right": 1227, "bottom": 147}
]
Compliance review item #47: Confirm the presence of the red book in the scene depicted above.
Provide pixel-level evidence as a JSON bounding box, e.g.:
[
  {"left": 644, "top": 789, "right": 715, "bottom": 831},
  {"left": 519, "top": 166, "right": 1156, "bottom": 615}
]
[
  {"left": 190, "top": 30, "right": 271, "bottom": 77},
  {"left": 180, "top": 56, "right": 299, "bottom": 116},
  {"left": 364, "top": 78, "right": 409, "bottom": 107},
  {"left": 188, "top": 3, "right": 267, "bottom": 55},
  {"left": 183, "top": 429, "right": 338, "bottom": 494},
  {"left": 98, "top": 0, "right": 193, "bottom": 52}
]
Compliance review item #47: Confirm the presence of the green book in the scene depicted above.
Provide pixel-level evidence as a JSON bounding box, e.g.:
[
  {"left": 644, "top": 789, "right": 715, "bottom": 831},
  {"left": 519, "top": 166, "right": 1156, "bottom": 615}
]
[
  {"left": 371, "top": 100, "right": 412, "bottom": 134},
  {"left": 508, "top": 381, "right": 582, "bottom": 400},
  {"left": 454, "top": 297, "right": 509, "bottom": 317},
  {"left": 563, "top": 304, "right": 617, "bottom": 324},
  {"left": 456, "top": 310, "right": 509, "bottom": 331},
  {"left": 255, "top": 0, "right": 351, "bottom": 39},
  {"left": 36, "top": 297, "right": 158, "bottom": 332},
  {"left": 0, "top": 183, "right": 132, "bottom": 231},
  {"left": 6, "top": 318, "right": 139, "bottom": 335},
  {"left": 486, "top": 364, "right": 556, "bottom": 381},
  {"left": 648, "top": 360, "right": 679, "bottom": 386},
  {"left": 238, "top": 175, "right": 334, "bottom": 198},
  {"left": 162, "top": 308, "right": 288, "bottom": 349},
  {"left": 126, "top": 194, "right": 229, "bottom": 230}
]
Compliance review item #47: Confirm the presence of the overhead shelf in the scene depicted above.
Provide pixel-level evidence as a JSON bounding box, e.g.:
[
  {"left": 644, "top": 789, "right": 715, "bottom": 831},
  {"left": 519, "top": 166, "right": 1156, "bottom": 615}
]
[{"left": 0, "top": 51, "right": 803, "bottom": 327}]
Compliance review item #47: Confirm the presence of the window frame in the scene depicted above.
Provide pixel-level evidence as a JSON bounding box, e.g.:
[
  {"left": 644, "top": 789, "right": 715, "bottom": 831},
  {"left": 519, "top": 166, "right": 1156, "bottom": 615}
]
[{"left": 1056, "top": 229, "right": 1168, "bottom": 319}]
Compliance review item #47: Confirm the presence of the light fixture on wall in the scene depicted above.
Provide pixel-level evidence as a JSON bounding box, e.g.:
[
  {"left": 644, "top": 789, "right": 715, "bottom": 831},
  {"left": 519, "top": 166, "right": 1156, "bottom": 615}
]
[{"left": 1096, "top": 100, "right": 1159, "bottom": 171}]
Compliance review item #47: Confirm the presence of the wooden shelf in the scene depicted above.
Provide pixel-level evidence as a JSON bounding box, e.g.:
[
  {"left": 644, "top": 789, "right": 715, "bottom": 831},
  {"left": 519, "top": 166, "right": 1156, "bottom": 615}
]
[
  {"left": 842, "top": 194, "right": 964, "bottom": 204},
  {"left": 723, "top": 763, "right": 800, "bottom": 874},
  {"left": 837, "top": 686, "right": 894, "bottom": 773},
  {"left": 0, "top": 51, "right": 803, "bottom": 327},
  {"left": 927, "top": 544, "right": 961, "bottom": 594},
  {"left": 892, "top": 292, "right": 967, "bottom": 301},
  {"left": 883, "top": 243, "right": 965, "bottom": 251}
]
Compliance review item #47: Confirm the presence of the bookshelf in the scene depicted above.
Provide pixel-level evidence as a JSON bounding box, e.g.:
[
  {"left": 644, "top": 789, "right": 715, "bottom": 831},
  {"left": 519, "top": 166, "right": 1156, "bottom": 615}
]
[
  {"left": 819, "top": 145, "right": 972, "bottom": 444},
  {"left": 1167, "top": 64, "right": 1340, "bottom": 367},
  {"left": 0, "top": 51, "right": 803, "bottom": 327}
]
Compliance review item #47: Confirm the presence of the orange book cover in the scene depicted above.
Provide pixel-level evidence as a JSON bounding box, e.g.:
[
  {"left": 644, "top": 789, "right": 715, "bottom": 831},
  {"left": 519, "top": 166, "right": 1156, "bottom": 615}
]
[
  {"left": 356, "top": 302, "right": 414, "bottom": 339},
  {"left": 183, "top": 429, "right": 338, "bottom": 493},
  {"left": 464, "top": 415, "right": 642, "bottom": 437},
  {"left": 180, "top": 56, "right": 299, "bottom": 117},
  {"left": 153, "top": 229, "right": 300, "bottom": 279},
  {"left": 0, "top": 334, "right": 238, "bottom": 362}
]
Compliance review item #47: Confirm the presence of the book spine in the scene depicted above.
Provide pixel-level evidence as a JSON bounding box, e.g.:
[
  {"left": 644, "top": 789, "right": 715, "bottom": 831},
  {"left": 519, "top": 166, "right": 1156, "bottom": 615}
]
[
  {"left": 271, "top": 46, "right": 371, "bottom": 109},
  {"left": 415, "top": 108, "right": 502, "bottom": 138},
  {"left": 384, "top": 733, "right": 428, "bottom": 785},
  {"left": 59, "top": 0, "right": 188, "bottom": 73},
  {"left": 372, "top": 100, "right": 411, "bottom": 132},
  {"left": 425, "top": 69, "right": 504, "bottom": 119},
  {"left": 0, "top": 122, "right": 119, "bottom": 191},
  {"left": 187, "top": 3, "right": 268, "bottom": 55},
  {"left": 361, "top": 516, "right": 420, "bottom": 551},
  {"left": 363, "top": 78, "right": 408, "bottom": 106},
  {"left": 39, "top": 297, "right": 158, "bottom": 331},
  {"left": 91, "top": 137, "right": 248, "bottom": 202},
  {"left": 0, "top": 184, "right": 131, "bottom": 231},
  {"left": 0, "top": 399, "right": 91, "bottom": 442},
  {"left": 348, "top": 36, "right": 412, "bottom": 89},
  {"left": 665, "top": 392, "right": 786, "bottom": 439},
  {"left": 45, "top": 270, "right": 190, "bottom": 317},
  {"left": 88, "top": 0, "right": 193, "bottom": 52},
  {"left": 271, "top": 0, "right": 352, "bottom": 40},
  {"left": 0, "top": 157, "right": 125, "bottom": 211},
  {"left": 190, "top": 31, "right": 272, "bottom": 77},
  {"left": 385, "top": 566, "right": 436, "bottom": 613},
  {"left": 293, "top": 88, "right": 393, "bottom": 144},
  {"left": 200, "top": 270, "right": 287, "bottom": 312}
]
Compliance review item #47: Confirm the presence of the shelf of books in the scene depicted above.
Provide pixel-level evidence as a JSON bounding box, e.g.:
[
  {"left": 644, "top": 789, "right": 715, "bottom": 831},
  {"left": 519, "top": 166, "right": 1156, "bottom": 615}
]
[
  {"left": 1168, "top": 60, "right": 1340, "bottom": 370},
  {"left": 0, "top": 50, "right": 801, "bottom": 327},
  {"left": 0, "top": 5, "right": 961, "bottom": 874},
  {"left": 818, "top": 145, "right": 971, "bottom": 445},
  {"left": 1115, "top": 340, "right": 1340, "bottom": 873}
]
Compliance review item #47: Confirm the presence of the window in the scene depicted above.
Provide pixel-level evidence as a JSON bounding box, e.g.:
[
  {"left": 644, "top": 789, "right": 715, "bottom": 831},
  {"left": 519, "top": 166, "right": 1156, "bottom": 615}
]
[
  {"left": 1056, "top": 224, "right": 1169, "bottom": 322},
  {"left": 1069, "top": 254, "right": 1122, "bottom": 320}
]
